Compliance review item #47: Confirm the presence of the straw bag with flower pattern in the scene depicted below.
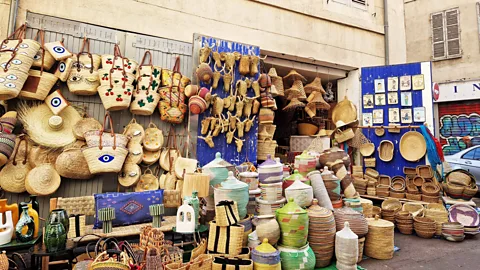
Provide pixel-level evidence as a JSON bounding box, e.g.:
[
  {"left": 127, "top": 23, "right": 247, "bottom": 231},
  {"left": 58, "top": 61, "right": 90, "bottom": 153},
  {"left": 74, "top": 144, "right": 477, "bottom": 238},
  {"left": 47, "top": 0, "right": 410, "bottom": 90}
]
[
  {"left": 67, "top": 38, "right": 101, "bottom": 95},
  {"left": 130, "top": 51, "right": 161, "bottom": 115},
  {"left": 0, "top": 135, "right": 31, "bottom": 193},
  {"left": 143, "top": 122, "right": 163, "bottom": 152},
  {"left": 135, "top": 168, "right": 159, "bottom": 192},
  {"left": 159, "top": 57, "right": 187, "bottom": 124}
]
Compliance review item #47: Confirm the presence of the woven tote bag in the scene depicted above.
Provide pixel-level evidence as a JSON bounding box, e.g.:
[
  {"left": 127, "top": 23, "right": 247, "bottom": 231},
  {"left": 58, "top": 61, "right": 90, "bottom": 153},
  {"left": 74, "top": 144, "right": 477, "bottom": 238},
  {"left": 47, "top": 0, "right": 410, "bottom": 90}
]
[
  {"left": 130, "top": 51, "right": 161, "bottom": 115},
  {"left": 31, "top": 30, "right": 55, "bottom": 70},
  {"left": 0, "top": 136, "right": 30, "bottom": 193},
  {"left": 67, "top": 38, "right": 101, "bottom": 95},
  {"left": 159, "top": 57, "right": 187, "bottom": 124}
]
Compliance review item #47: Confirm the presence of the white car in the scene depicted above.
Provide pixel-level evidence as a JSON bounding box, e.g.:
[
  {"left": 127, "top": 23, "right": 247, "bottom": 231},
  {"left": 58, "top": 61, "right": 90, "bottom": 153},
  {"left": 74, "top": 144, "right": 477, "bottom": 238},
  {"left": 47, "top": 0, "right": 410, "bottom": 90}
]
[{"left": 444, "top": 145, "right": 480, "bottom": 187}]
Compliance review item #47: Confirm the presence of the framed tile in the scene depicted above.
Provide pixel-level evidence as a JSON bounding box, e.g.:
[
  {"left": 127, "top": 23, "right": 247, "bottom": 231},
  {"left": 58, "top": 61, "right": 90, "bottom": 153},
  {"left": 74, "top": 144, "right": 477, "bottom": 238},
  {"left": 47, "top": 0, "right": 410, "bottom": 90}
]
[
  {"left": 373, "top": 109, "right": 384, "bottom": 124},
  {"left": 414, "top": 107, "right": 426, "bottom": 122},
  {"left": 363, "top": 94, "right": 374, "bottom": 109},
  {"left": 374, "top": 78, "right": 385, "bottom": 93},
  {"left": 400, "top": 75, "right": 411, "bottom": 91},
  {"left": 412, "top": 74, "right": 425, "bottom": 90},
  {"left": 401, "top": 108, "right": 413, "bottom": 124},
  {"left": 401, "top": 92, "right": 412, "bottom": 106},
  {"left": 375, "top": 94, "right": 386, "bottom": 106},
  {"left": 388, "top": 92, "right": 398, "bottom": 105},
  {"left": 389, "top": 108, "right": 400, "bottom": 123},
  {"left": 363, "top": 113, "right": 373, "bottom": 126},
  {"left": 387, "top": 77, "right": 398, "bottom": 91}
]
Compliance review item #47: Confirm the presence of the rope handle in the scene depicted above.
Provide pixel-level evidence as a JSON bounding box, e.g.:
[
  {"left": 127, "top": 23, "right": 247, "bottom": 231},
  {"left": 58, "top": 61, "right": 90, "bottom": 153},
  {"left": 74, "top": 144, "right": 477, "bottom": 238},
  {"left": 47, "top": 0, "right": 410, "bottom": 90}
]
[
  {"left": 12, "top": 135, "right": 28, "bottom": 166},
  {"left": 137, "top": 51, "right": 155, "bottom": 95},
  {"left": 143, "top": 167, "right": 154, "bottom": 176},
  {"left": 3, "top": 24, "right": 26, "bottom": 41},
  {"left": 98, "top": 112, "right": 116, "bottom": 150},
  {"left": 32, "top": 29, "right": 46, "bottom": 75},
  {"left": 168, "top": 56, "right": 182, "bottom": 107},
  {"left": 108, "top": 53, "right": 127, "bottom": 89}
]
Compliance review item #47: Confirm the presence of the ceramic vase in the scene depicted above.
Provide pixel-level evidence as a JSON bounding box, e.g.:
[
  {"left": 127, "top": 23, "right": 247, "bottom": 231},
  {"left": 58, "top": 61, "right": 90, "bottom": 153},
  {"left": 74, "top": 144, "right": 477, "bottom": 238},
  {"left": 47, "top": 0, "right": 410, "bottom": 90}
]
[
  {"left": 47, "top": 209, "right": 69, "bottom": 233},
  {"left": 15, "top": 206, "right": 34, "bottom": 242},
  {"left": 44, "top": 222, "right": 67, "bottom": 252},
  {"left": 27, "top": 195, "right": 40, "bottom": 215}
]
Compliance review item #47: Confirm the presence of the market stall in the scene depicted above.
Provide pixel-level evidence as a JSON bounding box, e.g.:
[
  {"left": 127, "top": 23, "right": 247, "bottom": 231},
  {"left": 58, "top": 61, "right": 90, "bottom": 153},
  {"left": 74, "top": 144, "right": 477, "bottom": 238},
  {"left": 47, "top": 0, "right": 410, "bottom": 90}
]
[{"left": 0, "top": 19, "right": 478, "bottom": 270}]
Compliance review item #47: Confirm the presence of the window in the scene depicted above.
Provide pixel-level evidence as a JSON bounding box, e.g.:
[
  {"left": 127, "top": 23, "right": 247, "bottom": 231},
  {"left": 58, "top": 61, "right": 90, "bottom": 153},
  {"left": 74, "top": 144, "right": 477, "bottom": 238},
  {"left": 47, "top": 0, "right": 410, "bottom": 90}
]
[
  {"left": 333, "top": 0, "right": 367, "bottom": 9},
  {"left": 431, "top": 8, "right": 461, "bottom": 60},
  {"left": 462, "top": 148, "right": 480, "bottom": 160}
]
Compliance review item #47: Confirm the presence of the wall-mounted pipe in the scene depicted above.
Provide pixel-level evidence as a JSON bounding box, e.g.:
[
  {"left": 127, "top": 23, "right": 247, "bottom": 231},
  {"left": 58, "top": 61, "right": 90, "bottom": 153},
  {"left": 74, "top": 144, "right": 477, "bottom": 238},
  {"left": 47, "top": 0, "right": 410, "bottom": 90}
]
[
  {"left": 7, "top": 0, "right": 19, "bottom": 35},
  {"left": 384, "top": 0, "right": 389, "bottom": 65}
]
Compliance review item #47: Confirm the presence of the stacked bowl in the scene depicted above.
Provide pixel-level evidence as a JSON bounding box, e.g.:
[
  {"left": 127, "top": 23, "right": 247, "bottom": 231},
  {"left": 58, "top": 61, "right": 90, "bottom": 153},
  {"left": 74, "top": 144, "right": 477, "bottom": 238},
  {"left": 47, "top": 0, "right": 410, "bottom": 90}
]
[
  {"left": 395, "top": 211, "right": 413, "bottom": 235},
  {"left": 424, "top": 203, "right": 448, "bottom": 236},
  {"left": 442, "top": 222, "right": 465, "bottom": 242},
  {"left": 381, "top": 199, "right": 402, "bottom": 223},
  {"left": 413, "top": 216, "right": 436, "bottom": 239},
  {"left": 334, "top": 207, "right": 369, "bottom": 238}
]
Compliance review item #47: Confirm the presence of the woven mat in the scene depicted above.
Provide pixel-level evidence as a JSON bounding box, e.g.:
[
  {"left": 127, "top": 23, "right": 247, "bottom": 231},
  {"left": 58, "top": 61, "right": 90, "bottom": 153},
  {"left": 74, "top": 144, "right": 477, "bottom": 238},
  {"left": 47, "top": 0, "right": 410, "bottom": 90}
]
[{"left": 73, "top": 215, "right": 176, "bottom": 242}]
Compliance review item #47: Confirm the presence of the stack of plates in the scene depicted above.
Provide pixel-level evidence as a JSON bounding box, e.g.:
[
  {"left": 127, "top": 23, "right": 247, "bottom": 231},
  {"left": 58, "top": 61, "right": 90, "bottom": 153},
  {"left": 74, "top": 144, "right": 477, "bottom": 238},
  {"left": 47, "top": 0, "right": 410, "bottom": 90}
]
[
  {"left": 414, "top": 216, "right": 436, "bottom": 239},
  {"left": 448, "top": 204, "right": 480, "bottom": 236},
  {"left": 334, "top": 207, "right": 369, "bottom": 238},
  {"left": 442, "top": 222, "right": 465, "bottom": 242},
  {"left": 395, "top": 211, "right": 413, "bottom": 234}
]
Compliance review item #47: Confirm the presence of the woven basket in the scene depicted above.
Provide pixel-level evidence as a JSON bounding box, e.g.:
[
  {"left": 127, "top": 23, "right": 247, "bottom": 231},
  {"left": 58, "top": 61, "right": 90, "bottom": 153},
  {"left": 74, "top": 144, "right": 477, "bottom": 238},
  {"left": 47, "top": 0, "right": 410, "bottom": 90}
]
[
  {"left": 402, "top": 203, "right": 424, "bottom": 216},
  {"left": 365, "top": 168, "right": 379, "bottom": 179},
  {"left": 405, "top": 193, "right": 422, "bottom": 201},
  {"left": 259, "top": 182, "right": 283, "bottom": 202},
  {"left": 378, "top": 140, "right": 394, "bottom": 162},
  {"left": 208, "top": 222, "right": 244, "bottom": 256},
  {"left": 463, "top": 186, "right": 478, "bottom": 200},
  {"left": 278, "top": 244, "right": 316, "bottom": 270},
  {"left": 55, "top": 146, "right": 93, "bottom": 180},
  {"left": 215, "top": 200, "right": 240, "bottom": 227},
  {"left": 372, "top": 206, "right": 382, "bottom": 218},
  {"left": 421, "top": 182, "right": 440, "bottom": 196},
  {"left": 257, "top": 139, "right": 277, "bottom": 161},
  {"left": 0, "top": 53, "right": 32, "bottom": 100},
  {"left": 416, "top": 165, "right": 433, "bottom": 179},
  {"left": 191, "top": 239, "right": 208, "bottom": 262},
  {"left": 98, "top": 85, "right": 133, "bottom": 111},
  {"left": 166, "top": 254, "right": 212, "bottom": 270},
  {"left": 209, "top": 248, "right": 251, "bottom": 260},
  {"left": 67, "top": 69, "right": 100, "bottom": 95},
  {"left": 389, "top": 191, "right": 405, "bottom": 199},
  {"left": 364, "top": 157, "right": 376, "bottom": 167},
  {"left": 139, "top": 226, "right": 165, "bottom": 249},
  {"left": 54, "top": 57, "right": 73, "bottom": 82},
  {"left": 446, "top": 169, "right": 474, "bottom": 186},
  {"left": 82, "top": 146, "right": 128, "bottom": 174},
  {"left": 415, "top": 229, "right": 435, "bottom": 239},
  {"left": 364, "top": 216, "right": 394, "bottom": 260},
  {"left": 212, "top": 257, "right": 253, "bottom": 270},
  {"left": 91, "top": 251, "right": 130, "bottom": 270},
  {"left": 130, "top": 52, "right": 161, "bottom": 115},
  {"left": 255, "top": 197, "right": 286, "bottom": 216},
  {"left": 19, "top": 69, "right": 57, "bottom": 100},
  {"left": 381, "top": 199, "right": 402, "bottom": 211},
  {"left": 421, "top": 194, "right": 439, "bottom": 203},
  {"left": 412, "top": 176, "right": 424, "bottom": 187},
  {"left": 403, "top": 167, "right": 416, "bottom": 177}
]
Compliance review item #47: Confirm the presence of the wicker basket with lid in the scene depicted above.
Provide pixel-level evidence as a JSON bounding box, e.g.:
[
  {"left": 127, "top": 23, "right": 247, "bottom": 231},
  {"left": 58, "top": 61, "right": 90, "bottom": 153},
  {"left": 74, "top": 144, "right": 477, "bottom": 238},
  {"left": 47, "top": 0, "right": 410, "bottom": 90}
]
[{"left": 365, "top": 216, "right": 394, "bottom": 260}]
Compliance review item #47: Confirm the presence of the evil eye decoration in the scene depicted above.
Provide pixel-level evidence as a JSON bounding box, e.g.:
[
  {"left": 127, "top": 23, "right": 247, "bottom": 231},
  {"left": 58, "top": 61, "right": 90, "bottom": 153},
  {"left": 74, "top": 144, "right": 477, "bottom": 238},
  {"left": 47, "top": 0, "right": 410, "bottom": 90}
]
[
  {"left": 5, "top": 83, "right": 16, "bottom": 88},
  {"left": 19, "top": 43, "right": 29, "bottom": 49},
  {"left": 34, "top": 53, "right": 42, "bottom": 60},
  {"left": 11, "top": 59, "right": 22, "bottom": 65},
  {"left": 50, "top": 97, "right": 62, "bottom": 108},
  {"left": 69, "top": 74, "right": 83, "bottom": 82},
  {"left": 53, "top": 46, "right": 66, "bottom": 54},
  {"left": 98, "top": 154, "right": 114, "bottom": 163},
  {"left": 6, "top": 75, "right": 17, "bottom": 80},
  {"left": 1, "top": 63, "right": 10, "bottom": 69},
  {"left": 0, "top": 78, "right": 5, "bottom": 83},
  {"left": 84, "top": 63, "right": 92, "bottom": 69},
  {"left": 58, "top": 62, "right": 66, "bottom": 72}
]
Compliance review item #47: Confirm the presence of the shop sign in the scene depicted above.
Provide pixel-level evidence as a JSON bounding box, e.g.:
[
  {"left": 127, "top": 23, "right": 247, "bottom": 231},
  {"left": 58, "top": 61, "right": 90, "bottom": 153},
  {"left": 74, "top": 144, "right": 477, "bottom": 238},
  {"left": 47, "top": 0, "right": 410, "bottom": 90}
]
[{"left": 435, "top": 80, "right": 480, "bottom": 102}]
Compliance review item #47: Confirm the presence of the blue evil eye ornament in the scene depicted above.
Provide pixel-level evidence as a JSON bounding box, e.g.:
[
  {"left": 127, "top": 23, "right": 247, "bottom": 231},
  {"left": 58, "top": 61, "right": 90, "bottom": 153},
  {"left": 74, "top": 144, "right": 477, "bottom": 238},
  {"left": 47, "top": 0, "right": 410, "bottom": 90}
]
[
  {"left": 53, "top": 46, "right": 66, "bottom": 54},
  {"left": 50, "top": 97, "right": 62, "bottom": 108},
  {"left": 45, "top": 90, "right": 69, "bottom": 115},
  {"left": 58, "top": 62, "right": 66, "bottom": 72},
  {"left": 98, "top": 154, "right": 114, "bottom": 163}
]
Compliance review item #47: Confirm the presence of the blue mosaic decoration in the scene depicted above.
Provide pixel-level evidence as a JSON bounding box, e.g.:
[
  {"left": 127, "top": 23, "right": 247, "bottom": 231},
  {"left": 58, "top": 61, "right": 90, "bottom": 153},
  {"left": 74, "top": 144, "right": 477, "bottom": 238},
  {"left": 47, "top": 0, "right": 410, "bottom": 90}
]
[
  {"left": 98, "top": 154, "right": 114, "bottom": 163},
  {"left": 93, "top": 190, "right": 164, "bottom": 229}
]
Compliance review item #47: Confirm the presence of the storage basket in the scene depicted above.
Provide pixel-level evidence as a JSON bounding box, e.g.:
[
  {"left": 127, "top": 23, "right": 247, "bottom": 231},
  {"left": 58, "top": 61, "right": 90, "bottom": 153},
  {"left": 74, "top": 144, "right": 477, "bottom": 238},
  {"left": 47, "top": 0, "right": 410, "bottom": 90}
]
[
  {"left": 140, "top": 226, "right": 165, "bottom": 249},
  {"left": 276, "top": 198, "right": 308, "bottom": 248},
  {"left": 257, "top": 139, "right": 277, "bottom": 161},
  {"left": 403, "top": 167, "right": 416, "bottom": 178},
  {"left": 365, "top": 168, "right": 379, "bottom": 179},
  {"left": 421, "top": 182, "right": 440, "bottom": 196},
  {"left": 259, "top": 182, "right": 283, "bottom": 202},
  {"left": 381, "top": 199, "right": 402, "bottom": 211},
  {"left": 255, "top": 197, "right": 286, "bottom": 216},
  {"left": 405, "top": 193, "right": 422, "bottom": 201},
  {"left": 416, "top": 165, "right": 433, "bottom": 179},
  {"left": 365, "top": 216, "right": 394, "bottom": 260},
  {"left": 421, "top": 194, "right": 440, "bottom": 203},
  {"left": 389, "top": 191, "right": 405, "bottom": 199},
  {"left": 446, "top": 169, "right": 474, "bottom": 186},
  {"left": 278, "top": 243, "right": 315, "bottom": 270},
  {"left": 364, "top": 157, "right": 376, "bottom": 167},
  {"left": 19, "top": 69, "right": 58, "bottom": 100},
  {"left": 212, "top": 257, "right": 253, "bottom": 270},
  {"left": 357, "top": 237, "right": 365, "bottom": 263},
  {"left": 165, "top": 254, "right": 212, "bottom": 270},
  {"left": 82, "top": 146, "right": 128, "bottom": 174},
  {"left": 208, "top": 222, "right": 244, "bottom": 256},
  {"left": 130, "top": 51, "right": 161, "bottom": 115},
  {"left": 215, "top": 200, "right": 240, "bottom": 227}
]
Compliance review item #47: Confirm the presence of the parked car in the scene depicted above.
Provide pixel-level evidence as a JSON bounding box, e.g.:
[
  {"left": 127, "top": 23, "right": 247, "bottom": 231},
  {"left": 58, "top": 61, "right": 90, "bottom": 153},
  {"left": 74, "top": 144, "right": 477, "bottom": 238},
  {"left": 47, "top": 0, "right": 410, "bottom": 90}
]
[{"left": 444, "top": 145, "right": 480, "bottom": 187}]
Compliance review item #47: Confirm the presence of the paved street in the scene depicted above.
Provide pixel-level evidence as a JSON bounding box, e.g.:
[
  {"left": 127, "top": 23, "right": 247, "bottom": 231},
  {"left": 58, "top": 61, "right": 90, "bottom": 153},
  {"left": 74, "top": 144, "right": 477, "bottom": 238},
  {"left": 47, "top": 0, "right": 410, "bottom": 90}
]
[{"left": 359, "top": 198, "right": 480, "bottom": 270}]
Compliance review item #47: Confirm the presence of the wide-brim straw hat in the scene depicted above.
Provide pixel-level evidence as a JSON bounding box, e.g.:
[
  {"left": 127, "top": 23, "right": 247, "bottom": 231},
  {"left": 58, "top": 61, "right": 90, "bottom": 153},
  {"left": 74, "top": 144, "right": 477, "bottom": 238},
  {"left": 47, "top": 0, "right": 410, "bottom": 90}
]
[
  {"left": 315, "top": 129, "right": 328, "bottom": 137},
  {"left": 304, "top": 77, "right": 326, "bottom": 95},
  {"left": 118, "top": 162, "right": 141, "bottom": 187},
  {"left": 332, "top": 96, "right": 357, "bottom": 124},
  {"left": 283, "top": 69, "right": 306, "bottom": 83},
  {"left": 25, "top": 163, "right": 61, "bottom": 196},
  {"left": 283, "top": 98, "right": 305, "bottom": 112},
  {"left": 284, "top": 80, "right": 304, "bottom": 99},
  {"left": 307, "top": 91, "right": 330, "bottom": 110},
  {"left": 335, "top": 119, "right": 358, "bottom": 129},
  {"left": 73, "top": 117, "right": 102, "bottom": 141},
  {"left": 18, "top": 103, "right": 82, "bottom": 148},
  {"left": 399, "top": 131, "right": 427, "bottom": 162},
  {"left": 378, "top": 140, "right": 394, "bottom": 162}
]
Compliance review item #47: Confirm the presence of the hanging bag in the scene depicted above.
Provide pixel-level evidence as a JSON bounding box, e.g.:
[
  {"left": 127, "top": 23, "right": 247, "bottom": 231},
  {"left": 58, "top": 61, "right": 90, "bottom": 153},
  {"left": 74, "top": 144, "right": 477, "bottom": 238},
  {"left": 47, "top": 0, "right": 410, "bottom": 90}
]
[
  {"left": 159, "top": 57, "right": 187, "bottom": 124},
  {"left": 159, "top": 126, "right": 180, "bottom": 172},
  {"left": 130, "top": 51, "right": 161, "bottom": 115},
  {"left": 0, "top": 121, "right": 16, "bottom": 167},
  {"left": 20, "top": 30, "right": 58, "bottom": 101},
  {"left": 0, "top": 24, "right": 40, "bottom": 100},
  {"left": 67, "top": 38, "right": 101, "bottom": 95},
  {"left": 143, "top": 122, "right": 164, "bottom": 152},
  {"left": 135, "top": 168, "right": 160, "bottom": 192},
  {"left": 45, "top": 38, "right": 73, "bottom": 61},
  {"left": 32, "top": 29, "right": 56, "bottom": 70},
  {"left": 82, "top": 113, "right": 128, "bottom": 174},
  {"left": 98, "top": 45, "right": 134, "bottom": 111},
  {"left": 0, "top": 135, "right": 31, "bottom": 193},
  {"left": 55, "top": 143, "right": 93, "bottom": 180}
]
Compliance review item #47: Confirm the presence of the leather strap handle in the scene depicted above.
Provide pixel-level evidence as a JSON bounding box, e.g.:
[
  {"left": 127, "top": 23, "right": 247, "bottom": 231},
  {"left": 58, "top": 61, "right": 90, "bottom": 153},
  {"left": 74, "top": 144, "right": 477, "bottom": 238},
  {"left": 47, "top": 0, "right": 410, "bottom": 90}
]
[{"left": 98, "top": 112, "right": 116, "bottom": 150}]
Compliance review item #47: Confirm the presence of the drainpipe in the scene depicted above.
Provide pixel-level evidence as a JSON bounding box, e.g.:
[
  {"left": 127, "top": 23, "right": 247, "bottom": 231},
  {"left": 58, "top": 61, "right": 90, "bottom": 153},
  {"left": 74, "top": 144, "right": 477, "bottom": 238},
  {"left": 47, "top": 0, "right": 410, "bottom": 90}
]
[
  {"left": 383, "top": 0, "right": 389, "bottom": 65},
  {"left": 7, "top": 0, "right": 19, "bottom": 35}
]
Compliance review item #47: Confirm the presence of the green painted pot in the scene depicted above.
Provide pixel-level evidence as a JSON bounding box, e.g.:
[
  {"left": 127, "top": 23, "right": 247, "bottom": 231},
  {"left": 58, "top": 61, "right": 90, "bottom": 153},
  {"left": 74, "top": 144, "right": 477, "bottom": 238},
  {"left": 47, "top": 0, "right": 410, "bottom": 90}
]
[{"left": 44, "top": 222, "right": 67, "bottom": 252}]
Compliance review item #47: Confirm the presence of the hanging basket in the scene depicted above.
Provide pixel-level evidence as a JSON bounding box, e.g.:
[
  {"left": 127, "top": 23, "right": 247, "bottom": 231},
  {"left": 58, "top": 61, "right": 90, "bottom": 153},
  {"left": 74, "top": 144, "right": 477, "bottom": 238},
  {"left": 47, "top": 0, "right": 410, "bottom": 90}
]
[{"left": 19, "top": 69, "right": 58, "bottom": 100}]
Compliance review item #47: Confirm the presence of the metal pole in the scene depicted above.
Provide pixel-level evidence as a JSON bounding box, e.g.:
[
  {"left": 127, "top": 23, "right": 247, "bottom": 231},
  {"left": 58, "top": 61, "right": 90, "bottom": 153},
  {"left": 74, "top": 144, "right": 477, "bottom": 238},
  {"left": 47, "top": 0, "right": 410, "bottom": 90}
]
[{"left": 384, "top": 0, "right": 390, "bottom": 65}]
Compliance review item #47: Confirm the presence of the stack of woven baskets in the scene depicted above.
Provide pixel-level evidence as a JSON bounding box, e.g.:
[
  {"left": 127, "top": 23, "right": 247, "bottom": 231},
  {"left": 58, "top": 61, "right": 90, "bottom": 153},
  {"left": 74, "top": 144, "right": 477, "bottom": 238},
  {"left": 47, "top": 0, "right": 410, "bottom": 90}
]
[
  {"left": 395, "top": 211, "right": 413, "bottom": 235},
  {"left": 365, "top": 168, "right": 379, "bottom": 196},
  {"left": 352, "top": 166, "right": 367, "bottom": 195},
  {"left": 443, "top": 169, "right": 478, "bottom": 201},
  {"left": 334, "top": 207, "right": 369, "bottom": 238},
  {"left": 442, "top": 222, "right": 465, "bottom": 242},
  {"left": 381, "top": 199, "right": 402, "bottom": 223},
  {"left": 413, "top": 216, "right": 436, "bottom": 239},
  {"left": 390, "top": 176, "right": 406, "bottom": 199},
  {"left": 403, "top": 165, "right": 443, "bottom": 202},
  {"left": 307, "top": 199, "right": 336, "bottom": 268},
  {"left": 376, "top": 175, "right": 390, "bottom": 197},
  {"left": 424, "top": 203, "right": 448, "bottom": 236}
]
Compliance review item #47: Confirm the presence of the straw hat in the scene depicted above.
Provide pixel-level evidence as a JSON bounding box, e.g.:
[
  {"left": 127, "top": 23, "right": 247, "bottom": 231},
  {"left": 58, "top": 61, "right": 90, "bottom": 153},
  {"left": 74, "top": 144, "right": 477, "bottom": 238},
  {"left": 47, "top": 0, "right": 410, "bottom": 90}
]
[
  {"left": 304, "top": 77, "right": 326, "bottom": 95},
  {"left": 283, "top": 97, "right": 305, "bottom": 112},
  {"left": 268, "top": 68, "right": 284, "bottom": 96},
  {"left": 332, "top": 96, "right": 357, "bottom": 124},
  {"left": 55, "top": 145, "right": 93, "bottom": 180},
  {"left": 307, "top": 91, "right": 330, "bottom": 110},
  {"left": 18, "top": 103, "right": 81, "bottom": 148},
  {"left": 25, "top": 163, "right": 61, "bottom": 196},
  {"left": 283, "top": 70, "right": 306, "bottom": 83},
  {"left": 399, "top": 131, "right": 426, "bottom": 162},
  {"left": 118, "top": 162, "right": 141, "bottom": 187},
  {"left": 378, "top": 140, "right": 394, "bottom": 162},
  {"left": 335, "top": 119, "right": 358, "bottom": 128},
  {"left": 315, "top": 129, "right": 328, "bottom": 137},
  {"left": 73, "top": 117, "right": 102, "bottom": 141},
  {"left": 284, "top": 80, "right": 304, "bottom": 99}
]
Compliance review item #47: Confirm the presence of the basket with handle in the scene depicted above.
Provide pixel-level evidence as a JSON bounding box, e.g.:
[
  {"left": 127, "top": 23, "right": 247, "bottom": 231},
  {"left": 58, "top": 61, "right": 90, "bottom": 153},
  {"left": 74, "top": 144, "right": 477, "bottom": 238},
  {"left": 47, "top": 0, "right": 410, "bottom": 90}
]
[
  {"left": 0, "top": 24, "right": 38, "bottom": 100},
  {"left": 130, "top": 50, "right": 161, "bottom": 115},
  {"left": 31, "top": 29, "right": 55, "bottom": 70},
  {"left": 67, "top": 38, "right": 101, "bottom": 95},
  {"left": 159, "top": 56, "right": 187, "bottom": 124},
  {"left": 82, "top": 112, "right": 128, "bottom": 174},
  {"left": 90, "top": 251, "right": 130, "bottom": 270},
  {"left": 84, "top": 113, "right": 129, "bottom": 148}
]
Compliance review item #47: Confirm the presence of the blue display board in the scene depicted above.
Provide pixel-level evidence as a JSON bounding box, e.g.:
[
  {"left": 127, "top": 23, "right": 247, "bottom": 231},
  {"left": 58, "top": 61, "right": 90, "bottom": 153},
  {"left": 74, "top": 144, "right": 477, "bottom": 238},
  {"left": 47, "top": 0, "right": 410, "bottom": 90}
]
[
  {"left": 196, "top": 36, "right": 260, "bottom": 167},
  {"left": 361, "top": 63, "right": 427, "bottom": 177}
]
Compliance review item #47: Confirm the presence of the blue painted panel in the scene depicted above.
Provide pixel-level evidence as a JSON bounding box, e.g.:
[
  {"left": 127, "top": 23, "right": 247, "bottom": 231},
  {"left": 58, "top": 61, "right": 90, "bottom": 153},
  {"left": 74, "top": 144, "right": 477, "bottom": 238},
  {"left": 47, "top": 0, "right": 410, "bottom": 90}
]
[
  {"left": 361, "top": 63, "right": 426, "bottom": 177},
  {"left": 196, "top": 36, "right": 260, "bottom": 167}
]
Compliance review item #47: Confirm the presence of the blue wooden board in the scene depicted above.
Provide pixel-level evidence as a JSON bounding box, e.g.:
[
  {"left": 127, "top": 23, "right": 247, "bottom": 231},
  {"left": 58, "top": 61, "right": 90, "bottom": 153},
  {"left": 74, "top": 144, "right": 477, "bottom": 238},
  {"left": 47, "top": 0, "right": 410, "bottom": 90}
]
[
  {"left": 196, "top": 36, "right": 260, "bottom": 167},
  {"left": 361, "top": 63, "right": 426, "bottom": 177}
]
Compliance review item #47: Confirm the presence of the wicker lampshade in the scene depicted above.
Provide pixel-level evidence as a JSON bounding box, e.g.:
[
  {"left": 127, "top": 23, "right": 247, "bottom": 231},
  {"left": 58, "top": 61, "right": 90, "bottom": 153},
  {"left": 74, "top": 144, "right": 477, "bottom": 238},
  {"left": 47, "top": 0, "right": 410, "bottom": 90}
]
[{"left": 183, "top": 172, "right": 210, "bottom": 198}]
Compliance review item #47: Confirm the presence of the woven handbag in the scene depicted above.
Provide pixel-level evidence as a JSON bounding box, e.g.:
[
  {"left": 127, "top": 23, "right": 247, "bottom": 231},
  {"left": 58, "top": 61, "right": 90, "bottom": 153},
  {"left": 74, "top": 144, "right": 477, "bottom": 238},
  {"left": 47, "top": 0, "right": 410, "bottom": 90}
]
[
  {"left": 190, "top": 239, "right": 208, "bottom": 262},
  {"left": 0, "top": 24, "right": 39, "bottom": 100},
  {"left": 84, "top": 113, "right": 129, "bottom": 149},
  {"left": 166, "top": 254, "right": 213, "bottom": 270},
  {"left": 90, "top": 251, "right": 130, "bottom": 270},
  {"left": 208, "top": 222, "right": 244, "bottom": 256},
  {"left": 212, "top": 257, "right": 253, "bottom": 270},
  {"left": 130, "top": 51, "right": 161, "bottom": 115},
  {"left": 31, "top": 29, "right": 55, "bottom": 70},
  {"left": 67, "top": 38, "right": 101, "bottom": 95},
  {"left": 82, "top": 113, "right": 128, "bottom": 174},
  {"left": 0, "top": 136, "right": 30, "bottom": 193},
  {"left": 159, "top": 57, "right": 187, "bottom": 124},
  {"left": 215, "top": 200, "right": 240, "bottom": 227}
]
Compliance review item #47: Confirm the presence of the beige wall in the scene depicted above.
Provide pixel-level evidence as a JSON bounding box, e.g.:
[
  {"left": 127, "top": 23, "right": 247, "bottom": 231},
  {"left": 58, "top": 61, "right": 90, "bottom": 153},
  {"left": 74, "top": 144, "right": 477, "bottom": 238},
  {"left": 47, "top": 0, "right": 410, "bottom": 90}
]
[
  {"left": 405, "top": 0, "right": 480, "bottom": 83},
  {"left": 8, "top": 0, "right": 397, "bottom": 70},
  {"left": 0, "top": 0, "right": 11, "bottom": 38}
]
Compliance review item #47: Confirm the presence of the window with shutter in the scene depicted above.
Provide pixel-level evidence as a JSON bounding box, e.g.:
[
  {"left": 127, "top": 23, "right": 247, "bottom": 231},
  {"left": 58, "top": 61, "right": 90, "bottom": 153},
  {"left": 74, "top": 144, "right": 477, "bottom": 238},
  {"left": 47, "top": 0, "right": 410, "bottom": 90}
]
[
  {"left": 332, "top": 0, "right": 367, "bottom": 9},
  {"left": 352, "top": 0, "right": 366, "bottom": 5},
  {"left": 431, "top": 8, "right": 461, "bottom": 60}
]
